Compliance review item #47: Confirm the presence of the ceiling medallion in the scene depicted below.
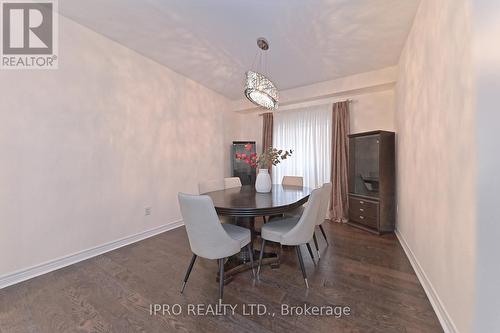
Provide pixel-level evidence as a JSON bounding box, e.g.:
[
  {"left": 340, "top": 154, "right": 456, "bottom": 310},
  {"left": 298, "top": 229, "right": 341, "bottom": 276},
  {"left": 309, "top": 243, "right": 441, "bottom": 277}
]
[{"left": 244, "top": 38, "right": 279, "bottom": 110}]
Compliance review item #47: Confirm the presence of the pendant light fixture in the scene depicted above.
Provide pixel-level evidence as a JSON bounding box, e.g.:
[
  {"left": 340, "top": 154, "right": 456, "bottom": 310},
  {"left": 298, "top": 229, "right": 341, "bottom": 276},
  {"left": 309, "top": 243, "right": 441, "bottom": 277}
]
[{"left": 244, "top": 38, "right": 279, "bottom": 110}]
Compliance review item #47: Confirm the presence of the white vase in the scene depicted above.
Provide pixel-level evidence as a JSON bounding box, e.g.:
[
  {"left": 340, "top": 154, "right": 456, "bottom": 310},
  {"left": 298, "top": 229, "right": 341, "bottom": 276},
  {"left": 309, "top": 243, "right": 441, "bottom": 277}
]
[{"left": 255, "top": 169, "right": 272, "bottom": 193}]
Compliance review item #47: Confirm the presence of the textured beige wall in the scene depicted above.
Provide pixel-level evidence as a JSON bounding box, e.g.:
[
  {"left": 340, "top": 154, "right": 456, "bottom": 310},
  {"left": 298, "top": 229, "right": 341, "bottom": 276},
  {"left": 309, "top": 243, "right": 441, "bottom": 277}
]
[
  {"left": 348, "top": 89, "right": 395, "bottom": 134},
  {"left": 0, "top": 15, "right": 231, "bottom": 277},
  {"left": 395, "top": 0, "right": 476, "bottom": 332},
  {"left": 222, "top": 111, "right": 262, "bottom": 174}
]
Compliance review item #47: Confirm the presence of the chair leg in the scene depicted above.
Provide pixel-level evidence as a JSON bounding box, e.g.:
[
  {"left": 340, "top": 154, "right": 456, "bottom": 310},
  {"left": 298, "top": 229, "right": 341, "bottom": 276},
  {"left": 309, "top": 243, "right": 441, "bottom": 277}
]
[
  {"left": 319, "top": 224, "right": 329, "bottom": 246},
  {"left": 306, "top": 242, "right": 316, "bottom": 265},
  {"left": 247, "top": 243, "right": 255, "bottom": 277},
  {"left": 218, "top": 258, "right": 225, "bottom": 301},
  {"left": 180, "top": 254, "right": 197, "bottom": 293},
  {"left": 257, "top": 239, "right": 266, "bottom": 277},
  {"left": 313, "top": 232, "right": 320, "bottom": 259},
  {"left": 295, "top": 246, "right": 309, "bottom": 288}
]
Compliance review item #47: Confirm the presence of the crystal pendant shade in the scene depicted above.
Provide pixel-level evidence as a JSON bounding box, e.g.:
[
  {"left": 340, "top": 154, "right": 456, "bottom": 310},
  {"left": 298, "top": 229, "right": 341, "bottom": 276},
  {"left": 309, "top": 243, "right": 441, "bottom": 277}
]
[{"left": 244, "top": 70, "right": 279, "bottom": 110}]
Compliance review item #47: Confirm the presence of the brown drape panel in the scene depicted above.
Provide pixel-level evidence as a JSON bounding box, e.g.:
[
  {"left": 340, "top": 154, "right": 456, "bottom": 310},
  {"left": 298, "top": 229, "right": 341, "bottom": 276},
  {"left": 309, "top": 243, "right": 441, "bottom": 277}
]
[
  {"left": 330, "top": 101, "right": 350, "bottom": 223},
  {"left": 262, "top": 112, "right": 273, "bottom": 153}
]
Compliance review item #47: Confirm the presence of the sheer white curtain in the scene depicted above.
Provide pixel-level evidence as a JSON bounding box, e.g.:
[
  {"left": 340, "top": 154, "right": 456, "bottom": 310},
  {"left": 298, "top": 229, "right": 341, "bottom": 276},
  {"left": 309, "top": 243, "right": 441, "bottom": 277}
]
[{"left": 272, "top": 104, "right": 332, "bottom": 189}]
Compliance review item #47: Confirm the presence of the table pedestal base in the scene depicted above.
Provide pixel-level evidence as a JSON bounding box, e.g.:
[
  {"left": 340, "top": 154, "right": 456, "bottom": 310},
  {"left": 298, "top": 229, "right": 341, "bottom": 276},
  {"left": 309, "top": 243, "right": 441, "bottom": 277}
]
[
  {"left": 216, "top": 216, "right": 282, "bottom": 284},
  {"left": 216, "top": 248, "right": 279, "bottom": 284}
]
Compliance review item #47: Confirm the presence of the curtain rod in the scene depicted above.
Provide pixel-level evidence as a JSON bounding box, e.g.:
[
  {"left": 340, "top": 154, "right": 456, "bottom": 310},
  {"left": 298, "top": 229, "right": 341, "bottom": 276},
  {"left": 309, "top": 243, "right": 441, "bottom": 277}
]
[{"left": 258, "top": 99, "right": 353, "bottom": 116}]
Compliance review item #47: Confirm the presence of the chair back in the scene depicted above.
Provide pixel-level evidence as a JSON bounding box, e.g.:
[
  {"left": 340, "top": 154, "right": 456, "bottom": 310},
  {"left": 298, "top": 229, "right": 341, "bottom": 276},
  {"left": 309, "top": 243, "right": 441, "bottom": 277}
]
[
  {"left": 281, "top": 187, "right": 323, "bottom": 245},
  {"left": 198, "top": 179, "right": 224, "bottom": 194},
  {"left": 224, "top": 177, "right": 242, "bottom": 189},
  {"left": 282, "top": 176, "right": 303, "bottom": 187},
  {"left": 316, "top": 183, "right": 332, "bottom": 225},
  {"left": 178, "top": 193, "right": 240, "bottom": 259}
]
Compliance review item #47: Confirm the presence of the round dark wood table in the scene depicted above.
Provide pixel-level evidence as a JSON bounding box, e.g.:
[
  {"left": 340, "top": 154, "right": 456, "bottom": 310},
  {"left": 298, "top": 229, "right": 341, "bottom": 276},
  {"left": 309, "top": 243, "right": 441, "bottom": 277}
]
[{"left": 205, "top": 184, "right": 312, "bottom": 282}]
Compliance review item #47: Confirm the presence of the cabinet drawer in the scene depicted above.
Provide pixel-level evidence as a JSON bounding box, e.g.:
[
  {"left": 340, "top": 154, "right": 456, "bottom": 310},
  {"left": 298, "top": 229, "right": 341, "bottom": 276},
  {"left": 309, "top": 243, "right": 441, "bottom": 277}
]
[
  {"left": 349, "top": 197, "right": 379, "bottom": 218},
  {"left": 349, "top": 212, "right": 378, "bottom": 229}
]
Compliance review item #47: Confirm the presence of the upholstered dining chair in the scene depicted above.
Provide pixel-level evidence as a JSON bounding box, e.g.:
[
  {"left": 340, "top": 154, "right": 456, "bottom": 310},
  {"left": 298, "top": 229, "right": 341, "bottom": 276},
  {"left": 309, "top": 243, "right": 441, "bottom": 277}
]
[
  {"left": 224, "top": 177, "right": 242, "bottom": 189},
  {"left": 282, "top": 176, "right": 304, "bottom": 187},
  {"left": 257, "top": 187, "right": 323, "bottom": 288},
  {"left": 311, "top": 183, "right": 332, "bottom": 259},
  {"left": 198, "top": 179, "right": 224, "bottom": 194},
  {"left": 199, "top": 179, "right": 233, "bottom": 223},
  {"left": 283, "top": 183, "right": 332, "bottom": 258},
  {"left": 178, "top": 193, "right": 255, "bottom": 300},
  {"left": 281, "top": 176, "right": 305, "bottom": 220}
]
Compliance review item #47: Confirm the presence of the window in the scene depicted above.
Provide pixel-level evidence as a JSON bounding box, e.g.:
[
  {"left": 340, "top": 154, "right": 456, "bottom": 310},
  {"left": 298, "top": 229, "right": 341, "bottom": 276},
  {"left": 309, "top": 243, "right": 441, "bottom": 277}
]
[{"left": 272, "top": 104, "right": 332, "bottom": 189}]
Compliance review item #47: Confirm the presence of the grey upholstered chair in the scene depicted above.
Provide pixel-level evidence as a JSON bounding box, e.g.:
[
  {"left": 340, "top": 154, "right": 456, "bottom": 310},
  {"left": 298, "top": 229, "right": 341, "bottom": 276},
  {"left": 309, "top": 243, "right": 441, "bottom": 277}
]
[
  {"left": 283, "top": 182, "right": 331, "bottom": 252},
  {"left": 257, "top": 187, "right": 323, "bottom": 288},
  {"left": 224, "top": 177, "right": 242, "bottom": 189},
  {"left": 282, "top": 176, "right": 306, "bottom": 219},
  {"left": 198, "top": 179, "right": 224, "bottom": 194},
  {"left": 311, "top": 183, "right": 332, "bottom": 259},
  {"left": 199, "top": 179, "right": 233, "bottom": 223},
  {"left": 178, "top": 193, "right": 254, "bottom": 300},
  {"left": 282, "top": 176, "right": 304, "bottom": 187},
  {"left": 266, "top": 176, "right": 305, "bottom": 223}
]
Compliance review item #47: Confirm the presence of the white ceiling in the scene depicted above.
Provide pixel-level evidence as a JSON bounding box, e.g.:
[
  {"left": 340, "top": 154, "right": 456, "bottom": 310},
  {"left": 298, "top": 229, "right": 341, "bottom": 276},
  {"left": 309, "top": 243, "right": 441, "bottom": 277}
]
[{"left": 59, "top": 0, "right": 420, "bottom": 100}]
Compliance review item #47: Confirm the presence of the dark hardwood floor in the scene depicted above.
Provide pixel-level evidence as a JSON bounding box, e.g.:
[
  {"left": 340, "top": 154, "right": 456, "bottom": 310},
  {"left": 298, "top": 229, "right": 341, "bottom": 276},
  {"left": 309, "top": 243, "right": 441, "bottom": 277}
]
[{"left": 0, "top": 222, "right": 443, "bottom": 333}]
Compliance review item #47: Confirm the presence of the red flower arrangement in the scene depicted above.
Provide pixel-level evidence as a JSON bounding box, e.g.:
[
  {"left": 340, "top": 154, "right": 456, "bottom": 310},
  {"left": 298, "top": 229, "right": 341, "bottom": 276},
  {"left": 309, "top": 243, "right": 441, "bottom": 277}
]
[
  {"left": 236, "top": 145, "right": 293, "bottom": 169},
  {"left": 235, "top": 151, "right": 258, "bottom": 168}
]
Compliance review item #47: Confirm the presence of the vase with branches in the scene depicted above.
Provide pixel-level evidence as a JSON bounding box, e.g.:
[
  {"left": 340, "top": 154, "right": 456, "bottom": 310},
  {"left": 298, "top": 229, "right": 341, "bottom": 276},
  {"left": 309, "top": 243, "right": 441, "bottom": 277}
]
[{"left": 235, "top": 145, "right": 293, "bottom": 192}]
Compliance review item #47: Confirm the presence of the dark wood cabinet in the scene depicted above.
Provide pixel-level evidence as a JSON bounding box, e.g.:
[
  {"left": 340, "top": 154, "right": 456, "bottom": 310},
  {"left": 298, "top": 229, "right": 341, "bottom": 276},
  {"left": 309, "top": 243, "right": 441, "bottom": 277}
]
[
  {"left": 347, "top": 131, "right": 395, "bottom": 234},
  {"left": 232, "top": 141, "right": 256, "bottom": 185}
]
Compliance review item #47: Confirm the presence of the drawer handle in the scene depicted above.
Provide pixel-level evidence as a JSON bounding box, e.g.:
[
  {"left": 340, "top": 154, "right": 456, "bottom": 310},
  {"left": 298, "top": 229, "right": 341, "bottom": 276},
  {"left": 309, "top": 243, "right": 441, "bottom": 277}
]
[
  {"left": 359, "top": 216, "right": 364, "bottom": 219},
  {"left": 359, "top": 208, "right": 364, "bottom": 212},
  {"left": 359, "top": 201, "right": 364, "bottom": 204}
]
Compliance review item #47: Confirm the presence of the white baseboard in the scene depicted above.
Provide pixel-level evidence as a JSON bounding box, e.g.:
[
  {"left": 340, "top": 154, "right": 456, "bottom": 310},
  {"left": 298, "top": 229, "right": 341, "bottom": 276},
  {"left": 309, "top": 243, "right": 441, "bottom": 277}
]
[
  {"left": 0, "top": 220, "right": 184, "bottom": 289},
  {"left": 395, "top": 229, "right": 458, "bottom": 333}
]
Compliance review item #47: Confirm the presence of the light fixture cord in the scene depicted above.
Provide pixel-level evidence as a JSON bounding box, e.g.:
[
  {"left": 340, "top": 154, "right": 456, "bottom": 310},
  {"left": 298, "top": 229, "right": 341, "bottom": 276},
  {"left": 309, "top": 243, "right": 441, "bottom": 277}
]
[
  {"left": 264, "top": 48, "right": 268, "bottom": 76},
  {"left": 262, "top": 49, "right": 266, "bottom": 76},
  {"left": 250, "top": 48, "right": 269, "bottom": 75},
  {"left": 251, "top": 49, "right": 259, "bottom": 72}
]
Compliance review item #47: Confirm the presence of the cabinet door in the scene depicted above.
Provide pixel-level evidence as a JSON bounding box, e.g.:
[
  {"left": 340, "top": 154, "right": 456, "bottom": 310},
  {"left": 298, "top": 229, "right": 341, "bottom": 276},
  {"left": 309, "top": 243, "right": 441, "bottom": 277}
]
[
  {"left": 349, "top": 134, "right": 380, "bottom": 197},
  {"left": 232, "top": 142, "right": 256, "bottom": 185}
]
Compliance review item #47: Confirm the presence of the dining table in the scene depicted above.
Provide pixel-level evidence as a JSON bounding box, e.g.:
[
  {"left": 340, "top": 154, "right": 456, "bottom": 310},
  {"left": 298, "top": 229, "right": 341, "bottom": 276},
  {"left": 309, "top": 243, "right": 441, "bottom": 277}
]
[{"left": 205, "top": 184, "right": 312, "bottom": 283}]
